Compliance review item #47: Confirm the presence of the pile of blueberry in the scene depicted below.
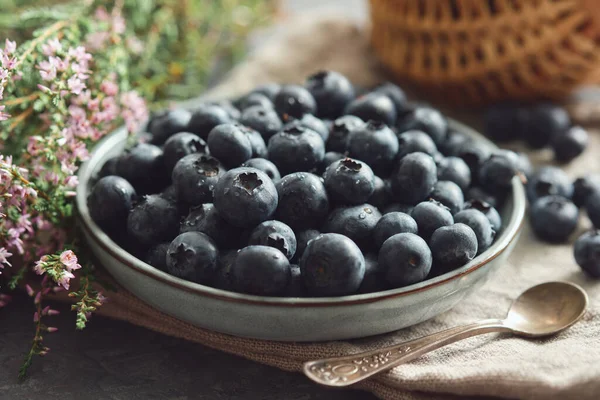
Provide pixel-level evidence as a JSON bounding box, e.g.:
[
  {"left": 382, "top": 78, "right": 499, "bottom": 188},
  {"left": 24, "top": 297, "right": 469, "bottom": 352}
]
[
  {"left": 485, "top": 103, "right": 600, "bottom": 278},
  {"left": 88, "top": 70, "right": 534, "bottom": 297}
]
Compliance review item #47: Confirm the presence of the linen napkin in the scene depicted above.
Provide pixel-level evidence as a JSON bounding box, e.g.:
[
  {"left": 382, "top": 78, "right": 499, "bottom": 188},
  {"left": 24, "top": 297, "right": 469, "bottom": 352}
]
[{"left": 57, "top": 15, "right": 600, "bottom": 400}]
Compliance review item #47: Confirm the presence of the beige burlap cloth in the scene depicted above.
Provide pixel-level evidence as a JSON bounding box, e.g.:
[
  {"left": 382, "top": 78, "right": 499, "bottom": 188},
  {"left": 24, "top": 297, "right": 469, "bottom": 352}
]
[{"left": 67, "top": 16, "right": 600, "bottom": 400}]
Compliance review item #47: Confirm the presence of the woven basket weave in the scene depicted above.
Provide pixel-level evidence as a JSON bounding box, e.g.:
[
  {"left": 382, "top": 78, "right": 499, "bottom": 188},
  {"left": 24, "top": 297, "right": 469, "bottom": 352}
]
[{"left": 369, "top": 0, "right": 600, "bottom": 106}]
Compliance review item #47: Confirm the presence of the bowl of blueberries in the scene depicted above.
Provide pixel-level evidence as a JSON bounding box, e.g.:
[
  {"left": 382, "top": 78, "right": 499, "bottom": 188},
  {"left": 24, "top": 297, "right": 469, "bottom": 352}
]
[{"left": 76, "top": 71, "right": 526, "bottom": 341}]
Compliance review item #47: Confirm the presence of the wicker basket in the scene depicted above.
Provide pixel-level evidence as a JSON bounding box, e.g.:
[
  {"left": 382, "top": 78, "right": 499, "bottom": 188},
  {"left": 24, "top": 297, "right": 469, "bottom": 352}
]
[{"left": 370, "top": 0, "right": 600, "bottom": 106}]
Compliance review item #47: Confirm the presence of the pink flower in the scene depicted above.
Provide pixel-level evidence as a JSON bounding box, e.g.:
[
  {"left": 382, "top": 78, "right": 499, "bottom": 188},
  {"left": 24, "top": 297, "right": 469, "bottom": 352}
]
[
  {"left": 95, "top": 6, "right": 110, "bottom": 21},
  {"left": 126, "top": 37, "right": 144, "bottom": 54},
  {"left": 0, "top": 68, "right": 8, "bottom": 80},
  {"left": 64, "top": 175, "right": 78, "bottom": 187},
  {"left": 0, "top": 247, "right": 12, "bottom": 268},
  {"left": 57, "top": 270, "right": 75, "bottom": 290},
  {"left": 67, "top": 76, "right": 85, "bottom": 95},
  {"left": 33, "top": 256, "right": 48, "bottom": 275},
  {"left": 41, "top": 38, "right": 62, "bottom": 56},
  {"left": 0, "top": 105, "right": 8, "bottom": 121},
  {"left": 49, "top": 56, "right": 68, "bottom": 72},
  {"left": 59, "top": 250, "right": 81, "bottom": 271},
  {"left": 100, "top": 80, "right": 119, "bottom": 96},
  {"left": 6, "top": 228, "right": 24, "bottom": 254},
  {"left": 68, "top": 46, "right": 92, "bottom": 64},
  {"left": 86, "top": 32, "right": 110, "bottom": 51},
  {"left": 4, "top": 39, "right": 16, "bottom": 54},
  {"left": 1, "top": 54, "right": 15, "bottom": 69},
  {"left": 112, "top": 15, "right": 126, "bottom": 34}
]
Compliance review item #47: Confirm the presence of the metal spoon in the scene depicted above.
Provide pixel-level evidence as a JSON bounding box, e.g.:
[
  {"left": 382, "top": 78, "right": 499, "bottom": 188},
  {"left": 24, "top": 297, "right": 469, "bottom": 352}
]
[{"left": 303, "top": 281, "right": 588, "bottom": 387}]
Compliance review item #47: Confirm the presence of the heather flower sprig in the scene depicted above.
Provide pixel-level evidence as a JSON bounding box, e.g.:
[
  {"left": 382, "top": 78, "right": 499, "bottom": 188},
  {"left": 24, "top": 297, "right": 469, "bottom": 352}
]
[{"left": 0, "top": 0, "right": 273, "bottom": 381}]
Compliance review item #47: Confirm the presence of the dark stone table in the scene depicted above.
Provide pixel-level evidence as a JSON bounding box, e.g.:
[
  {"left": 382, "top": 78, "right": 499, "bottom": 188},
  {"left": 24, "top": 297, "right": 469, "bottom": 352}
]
[{"left": 0, "top": 293, "right": 374, "bottom": 399}]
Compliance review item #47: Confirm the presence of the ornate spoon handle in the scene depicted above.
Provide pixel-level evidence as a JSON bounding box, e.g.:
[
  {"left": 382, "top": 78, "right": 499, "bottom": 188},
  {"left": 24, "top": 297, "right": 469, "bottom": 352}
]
[{"left": 303, "top": 319, "right": 510, "bottom": 387}]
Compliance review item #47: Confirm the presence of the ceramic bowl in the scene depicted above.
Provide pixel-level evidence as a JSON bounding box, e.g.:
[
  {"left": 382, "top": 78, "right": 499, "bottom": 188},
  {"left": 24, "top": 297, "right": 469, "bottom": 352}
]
[{"left": 76, "top": 119, "right": 526, "bottom": 342}]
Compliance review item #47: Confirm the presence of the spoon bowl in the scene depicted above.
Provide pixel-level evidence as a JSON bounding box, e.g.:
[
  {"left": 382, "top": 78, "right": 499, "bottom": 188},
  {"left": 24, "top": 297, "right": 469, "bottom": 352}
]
[{"left": 504, "top": 281, "right": 588, "bottom": 337}]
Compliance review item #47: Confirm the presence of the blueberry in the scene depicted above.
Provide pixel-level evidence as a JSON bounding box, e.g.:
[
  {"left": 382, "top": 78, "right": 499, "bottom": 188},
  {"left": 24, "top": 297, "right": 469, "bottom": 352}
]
[
  {"left": 98, "top": 156, "right": 119, "bottom": 178},
  {"left": 239, "top": 105, "right": 282, "bottom": 141},
  {"left": 128, "top": 194, "right": 180, "bottom": 246},
  {"left": 274, "top": 84, "right": 317, "bottom": 119},
  {"left": 116, "top": 143, "right": 169, "bottom": 194},
  {"left": 287, "top": 264, "right": 306, "bottom": 296},
  {"left": 144, "top": 243, "right": 170, "bottom": 272},
  {"left": 397, "top": 130, "right": 438, "bottom": 161},
  {"left": 574, "top": 230, "right": 600, "bottom": 278},
  {"left": 180, "top": 203, "right": 238, "bottom": 249},
  {"left": 429, "top": 180, "right": 464, "bottom": 214},
  {"left": 368, "top": 176, "right": 392, "bottom": 209},
  {"left": 159, "top": 184, "right": 179, "bottom": 203},
  {"left": 283, "top": 114, "right": 329, "bottom": 141},
  {"left": 208, "top": 100, "right": 241, "bottom": 120},
  {"left": 439, "top": 129, "right": 471, "bottom": 157},
  {"left": 465, "top": 187, "right": 499, "bottom": 208},
  {"left": 207, "top": 124, "right": 252, "bottom": 168},
  {"left": 275, "top": 172, "right": 329, "bottom": 230},
  {"left": 396, "top": 106, "right": 447, "bottom": 145},
  {"left": 383, "top": 203, "right": 414, "bottom": 215},
  {"left": 390, "top": 152, "right": 437, "bottom": 205},
  {"left": 88, "top": 176, "right": 136, "bottom": 232},
  {"left": 267, "top": 125, "right": 325, "bottom": 174},
  {"left": 163, "top": 132, "right": 208, "bottom": 173},
  {"left": 379, "top": 233, "right": 432, "bottom": 287},
  {"left": 525, "top": 104, "right": 570, "bottom": 149},
  {"left": 172, "top": 154, "right": 224, "bottom": 206},
  {"left": 348, "top": 120, "right": 399, "bottom": 175},
  {"left": 478, "top": 150, "right": 518, "bottom": 193},
  {"left": 515, "top": 152, "right": 533, "bottom": 179},
  {"left": 187, "top": 105, "right": 231, "bottom": 140},
  {"left": 166, "top": 232, "right": 219, "bottom": 283},
  {"left": 454, "top": 209, "right": 495, "bottom": 254},
  {"left": 345, "top": 93, "right": 397, "bottom": 126},
  {"left": 527, "top": 166, "right": 573, "bottom": 203},
  {"left": 373, "top": 212, "right": 418, "bottom": 249},
  {"left": 457, "top": 141, "right": 491, "bottom": 185},
  {"left": 411, "top": 200, "right": 454, "bottom": 242},
  {"left": 573, "top": 174, "right": 600, "bottom": 207},
  {"left": 305, "top": 70, "right": 355, "bottom": 118},
  {"left": 437, "top": 156, "right": 471, "bottom": 191},
  {"left": 213, "top": 167, "right": 278, "bottom": 228},
  {"left": 357, "top": 253, "right": 388, "bottom": 293},
  {"left": 291, "top": 229, "right": 320, "bottom": 264},
  {"left": 239, "top": 125, "right": 268, "bottom": 159},
  {"left": 149, "top": 108, "right": 192, "bottom": 145},
  {"left": 373, "top": 82, "right": 408, "bottom": 114},
  {"left": 231, "top": 246, "right": 290, "bottom": 296},
  {"left": 585, "top": 192, "right": 600, "bottom": 229},
  {"left": 530, "top": 196, "right": 579, "bottom": 243},
  {"left": 552, "top": 125, "right": 589, "bottom": 163},
  {"left": 249, "top": 220, "right": 297, "bottom": 260},
  {"left": 483, "top": 103, "right": 528, "bottom": 142},
  {"left": 463, "top": 199, "right": 502, "bottom": 233},
  {"left": 241, "top": 158, "right": 281, "bottom": 182},
  {"left": 237, "top": 92, "right": 274, "bottom": 111},
  {"left": 247, "top": 83, "right": 280, "bottom": 101},
  {"left": 300, "top": 233, "right": 365, "bottom": 296},
  {"left": 430, "top": 223, "right": 478, "bottom": 271},
  {"left": 324, "top": 158, "right": 375, "bottom": 205},
  {"left": 322, "top": 204, "right": 382, "bottom": 249},
  {"left": 327, "top": 115, "right": 364, "bottom": 153},
  {"left": 212, "top": 250, "right": 238, "bottom": 290},
  {"left": 321, "top": 151, "right": 345, "bottom": 172}
]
